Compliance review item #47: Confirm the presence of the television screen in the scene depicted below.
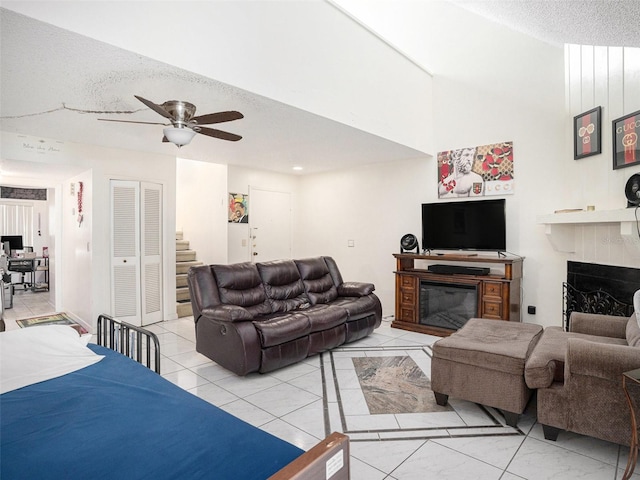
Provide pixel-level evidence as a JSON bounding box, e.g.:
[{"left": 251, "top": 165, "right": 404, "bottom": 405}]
[
  {"left": 422, "top": 199, "right": 506, "bottom": 252},
  {"left": 1, "top": 235, "right": 24, "bottom": 251}
]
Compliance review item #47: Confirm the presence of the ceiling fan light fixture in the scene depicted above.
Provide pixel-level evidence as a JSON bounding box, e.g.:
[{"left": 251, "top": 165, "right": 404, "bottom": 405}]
[{"left": 163, "top": 126, "right": 196, "bottom": 147}]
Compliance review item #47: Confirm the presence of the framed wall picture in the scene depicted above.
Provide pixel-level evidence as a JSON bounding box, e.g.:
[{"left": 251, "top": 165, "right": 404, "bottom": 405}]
[
  {"left": 612, "top": 109, "right": 640, "bottom": 169},
  {"left": 228, "top": 193, "right": 249, "bottom": 223},
  {"left": 573, "top": 106, "right": 601, "bottom": 159},
  {"left": 437, "top": 141, "right": 513, "bottom": 198}
]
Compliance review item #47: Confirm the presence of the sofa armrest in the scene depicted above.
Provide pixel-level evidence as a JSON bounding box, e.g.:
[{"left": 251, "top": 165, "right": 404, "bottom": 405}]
[
  {"left": 337, "top": 282, "right": 375, "bottom": 297},
  {"left": 569, "top": 312, "right": 628, "bottom": 339},
  {"left": 201, "top": 305, "right": 253, "bottom": 323},
  {"left": 566, "top": 338, "right": 640, "bottom": 382}
]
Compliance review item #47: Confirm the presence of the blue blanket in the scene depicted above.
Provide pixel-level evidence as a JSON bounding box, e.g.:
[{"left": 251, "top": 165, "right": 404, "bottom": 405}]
[{"left": 1, "top": 345, "right": 303, "bottom": 479}]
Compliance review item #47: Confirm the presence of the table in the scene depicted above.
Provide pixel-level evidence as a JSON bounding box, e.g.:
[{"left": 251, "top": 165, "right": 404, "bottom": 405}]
[
  {"left": 7, "top": 257, "right": 49, "bottom": 291},
  {"left": 623, "top": 368, "right": 640, "bottom": 480}
]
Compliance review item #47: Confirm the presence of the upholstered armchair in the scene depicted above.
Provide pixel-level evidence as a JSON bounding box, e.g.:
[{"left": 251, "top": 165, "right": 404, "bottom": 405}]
[{"left": 525, "top": 310, "right": 640, "bottom": 446}]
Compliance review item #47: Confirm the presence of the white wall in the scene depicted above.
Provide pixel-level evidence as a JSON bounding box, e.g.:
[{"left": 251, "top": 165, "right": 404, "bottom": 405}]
[
  {"left": 294, "top": 2, "right": 640, "bottom": 325},
  {"left": 61, "top": 171, "right": 92, "bottom": 328},
  {"left": 3, "top": 1, "right": 433, "bottom": 154},
  {"left": 4, "top": 2, "right": 639, "bottom": 330},
  {"left": 1, "top": 132, "right": 178, "bottom": 327},
  {"left": 227, "top": 165, "right": 300, "bottom": 264},
  {"left": 176, "top": 158, "right": 228, "bottom": 266},
  {"left": 178, "top": 163, "right": 303, "bottom": 267},
  {"left": 295, "top": 1, "right": 568, "bottom": 325},
  {"left": 295, "top": 158, "right": 430, "bottom": 316},
  {"left": 556, "top": 45, "right": 640, "bottom": 267},
  {"left": 563, "top": 45, "right": 640, "bottom": 211}
]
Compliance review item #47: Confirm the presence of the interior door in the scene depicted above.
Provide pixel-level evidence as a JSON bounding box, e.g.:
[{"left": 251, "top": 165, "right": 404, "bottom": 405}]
[
  {"left": 249, "top": 187, "right": 292, "bottom": 262},
  {"left": 111, "top": 180, "right": 163, "bottom": 326},
  {"left": 140, "top": 182, "right": 163, "bottom": 326},
  {"left": 111, "top": 180, "right": 140, "bottom": 325}
]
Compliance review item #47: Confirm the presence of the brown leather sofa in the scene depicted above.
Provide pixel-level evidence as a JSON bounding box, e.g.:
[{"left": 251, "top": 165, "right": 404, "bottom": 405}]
[{"left": 187, "top": 256, "right": 382, "bottom": 375}]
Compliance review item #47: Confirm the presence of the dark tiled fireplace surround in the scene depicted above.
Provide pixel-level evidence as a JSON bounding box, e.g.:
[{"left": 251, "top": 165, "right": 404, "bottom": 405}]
[{"left": 563, "top": 261, "right": 640, "bottom": 330}]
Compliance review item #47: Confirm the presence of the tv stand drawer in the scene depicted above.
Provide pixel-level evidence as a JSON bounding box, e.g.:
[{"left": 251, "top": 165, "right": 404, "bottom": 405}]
[
  {"left": 482, "top": 300, "right": 503, "bottom": 318},
  {"left": 483, "top": 281, "right": 502, "bottom": 297}
]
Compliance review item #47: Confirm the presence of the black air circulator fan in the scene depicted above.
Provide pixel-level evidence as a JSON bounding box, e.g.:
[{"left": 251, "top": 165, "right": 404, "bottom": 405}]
[
  {"left": 400, "top": 234, "right": 419, "bottom": 254},
  {"left": 625, "top": 174, "right": 640, "bottom": 207}
]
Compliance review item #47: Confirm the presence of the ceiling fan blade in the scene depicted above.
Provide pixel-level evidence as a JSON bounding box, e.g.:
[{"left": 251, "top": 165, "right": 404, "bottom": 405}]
[
  {"left": 197, "top": 126, "right": 242, "bottom": 142},
  {"left": 134, "top": 95, "right": 174, "bottom": 120},
  {"left": 98, "top": 118, "right": 169, "bottom": 126},
  {"left": 191, "top": 111, "right": 244, "bottom": 125}
]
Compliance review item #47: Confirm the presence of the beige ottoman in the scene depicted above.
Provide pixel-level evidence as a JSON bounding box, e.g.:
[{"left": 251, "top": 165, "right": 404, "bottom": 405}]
[{"left": 431, "top": 318, "right": 543, "bottom": 427}]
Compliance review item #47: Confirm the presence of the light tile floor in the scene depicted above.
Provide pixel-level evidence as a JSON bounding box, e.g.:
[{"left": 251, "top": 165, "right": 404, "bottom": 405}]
[{"left": 3, "top": 289, "right": 639, "bottom": 480}]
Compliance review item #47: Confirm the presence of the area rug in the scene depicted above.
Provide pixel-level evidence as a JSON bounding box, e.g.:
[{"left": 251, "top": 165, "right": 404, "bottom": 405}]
[
  {"left": 16, "top": 313, "right": 88, "bottom": 334},
  {"left": 351, "top": 355, "right": 449, "bottom": 414},
  {"left": 321, "top": 345, "right": 525, "bottom": 441}
]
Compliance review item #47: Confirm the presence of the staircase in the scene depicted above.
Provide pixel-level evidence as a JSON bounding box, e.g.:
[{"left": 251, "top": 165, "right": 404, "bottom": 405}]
[{"left": 176, "top": 231, "right": 202, "bottom": 318}]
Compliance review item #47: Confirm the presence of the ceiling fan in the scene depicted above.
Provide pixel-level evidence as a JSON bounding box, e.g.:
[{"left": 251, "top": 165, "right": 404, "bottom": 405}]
[{"left": 99, "top": 95, "right": 243, "bottom": 147}]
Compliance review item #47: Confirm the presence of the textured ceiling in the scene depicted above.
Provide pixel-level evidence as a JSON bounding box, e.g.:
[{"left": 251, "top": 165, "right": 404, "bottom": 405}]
[
  {"left": 0, "top": 7, "right": 425, "bottom": 182},
  {"left": 452, "top": 0, "right": 640, "bottom": 47},
  {"left": 1, "top": 1, "right": 639, "bottom": 185}
]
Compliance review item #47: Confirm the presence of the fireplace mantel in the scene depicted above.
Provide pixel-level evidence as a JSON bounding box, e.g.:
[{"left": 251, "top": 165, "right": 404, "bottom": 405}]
[{"left": 537, "top": 208, "right": 640, "bottom": 256}]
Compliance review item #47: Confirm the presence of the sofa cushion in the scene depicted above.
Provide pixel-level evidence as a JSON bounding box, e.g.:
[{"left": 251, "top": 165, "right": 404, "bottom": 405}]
[
  {"left": 257, "top": 260, "right": 310, "bottom": 312},
  {"left": 295, "top": 258, "right": 338, "bottom": 305},
  {"left": 627, "top": 315, "right": 640, "bottom": 347},
  {"left": 300, "top": 304, "right": 347, "bottom": 333},
  {"left": 330, "top": 295, "right": 378, "bottom": 321},
  {"left": 433, "top": 318, "right": 543, "bottom": 376},
  {"left": 252, "top": 313, "right": 311, "bottom": 347},
  {"left": 525, "top": 326, "right": 628, "bottom": 389},
  {"left": 211, "top": 263, "right": 270, "bottom": 317}
]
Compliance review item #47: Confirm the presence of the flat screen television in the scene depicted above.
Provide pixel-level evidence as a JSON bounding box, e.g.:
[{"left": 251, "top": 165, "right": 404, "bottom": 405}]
[
  {"left": 1, "top": 235, "right": 24, "bottom": 251},
  {"left": 421, "top": 199, "right": 506, "bottom": 252}
]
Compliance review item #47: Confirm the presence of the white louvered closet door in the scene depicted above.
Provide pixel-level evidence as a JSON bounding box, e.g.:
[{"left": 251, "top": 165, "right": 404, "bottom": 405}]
[
  {"left": 140, "top": 182, "right": 163, "bottom": 326},
  {"left": 110, "top": 180, "right": 163, "bottom": 327}
]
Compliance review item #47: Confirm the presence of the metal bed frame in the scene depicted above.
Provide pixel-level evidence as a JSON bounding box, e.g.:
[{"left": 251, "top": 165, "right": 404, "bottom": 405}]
[
  {"left": 81, "top": 315, "right": 352, "bottom": 479},
  {"left": 96, "top": 314, "right": 161, "bottom": 374}
]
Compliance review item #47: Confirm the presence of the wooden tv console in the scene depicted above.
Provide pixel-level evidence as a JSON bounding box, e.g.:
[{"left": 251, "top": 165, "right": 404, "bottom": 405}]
[{"left": 392, "top": 253, "right": 523, "bottom": 337}]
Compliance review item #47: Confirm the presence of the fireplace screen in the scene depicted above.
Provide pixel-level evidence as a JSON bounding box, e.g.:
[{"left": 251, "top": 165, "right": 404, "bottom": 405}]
[
  {"left": 564, "top": 262, "right": 638, "bottom": 331},
  {"left": 419, "top": 281, "right": 477, "bottom": 331},
  {"left": 563, "top": 282, "right": 633, "bottom": 331}
]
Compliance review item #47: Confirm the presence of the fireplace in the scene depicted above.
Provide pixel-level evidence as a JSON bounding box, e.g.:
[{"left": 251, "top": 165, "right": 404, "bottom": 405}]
[
  {"left": 563, "top": 261, "right": 639, "bottom": 330},
  {"left": 419, "top": 281, "right": 478, "bottom": 331}
]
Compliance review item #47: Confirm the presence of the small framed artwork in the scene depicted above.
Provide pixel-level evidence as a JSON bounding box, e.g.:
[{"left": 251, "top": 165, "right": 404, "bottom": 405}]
[
  {"left": 573, "top": 106, "right": 601, "bottom": 159},
  {"left": 612, "top": 109, "right": 640, "bottom": 169},
  {"left": 228, "top": 193, "right": 249, "bottom": 223}
]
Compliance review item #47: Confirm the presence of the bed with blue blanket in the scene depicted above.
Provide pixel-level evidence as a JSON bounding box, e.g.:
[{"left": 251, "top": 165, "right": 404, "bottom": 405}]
[{"left": 0, "top": 321, "right": 349, "bottom": 480}]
